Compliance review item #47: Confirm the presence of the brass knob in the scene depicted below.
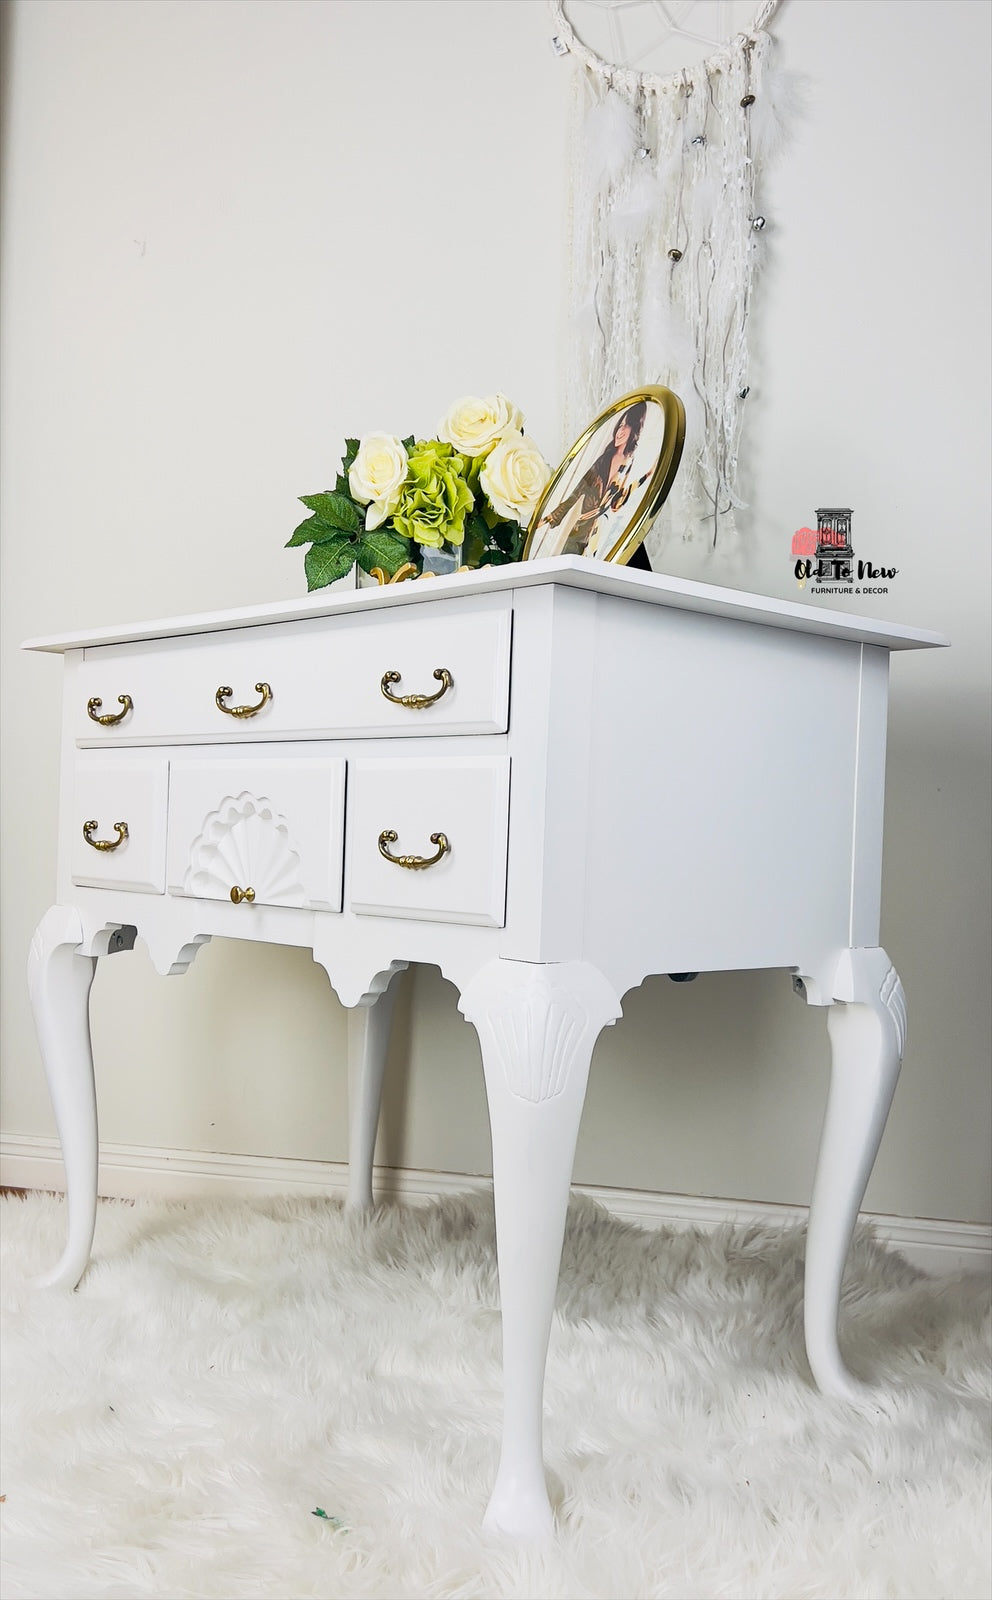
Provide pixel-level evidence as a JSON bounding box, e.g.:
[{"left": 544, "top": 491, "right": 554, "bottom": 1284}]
[
  {"left": 215, "top": 683, "right": 272, "bottom": 719},
  {"left": 87, "top": 695, "right": 133, "bottom": 726},
  {"left": 380, "top": 668, "right": 452, "bottom": 709},
  {"left": 229, "top": 885, "right": 256, "bottom": 904},
  {"left": 377, "top": 830, "right": 450, "bottom": 870},
  {"left": 82, "top": 820, "right": 128, "bottom": 852}
]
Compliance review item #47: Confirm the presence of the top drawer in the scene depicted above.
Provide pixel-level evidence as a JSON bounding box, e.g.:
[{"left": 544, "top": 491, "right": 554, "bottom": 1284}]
[{"left": 71, "top": 595, "right": 512, "bottom": 746}]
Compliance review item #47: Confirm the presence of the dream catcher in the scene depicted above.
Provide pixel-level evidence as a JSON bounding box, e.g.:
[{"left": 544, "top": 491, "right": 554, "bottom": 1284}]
[{"left": 549, "top": 0, "right": 799, "bottom": 548}]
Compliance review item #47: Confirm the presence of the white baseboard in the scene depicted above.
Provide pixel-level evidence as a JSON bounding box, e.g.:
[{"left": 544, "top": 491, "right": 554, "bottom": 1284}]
[{"left": 2, "top": 1132, "right": 988, "bottom": 1278}]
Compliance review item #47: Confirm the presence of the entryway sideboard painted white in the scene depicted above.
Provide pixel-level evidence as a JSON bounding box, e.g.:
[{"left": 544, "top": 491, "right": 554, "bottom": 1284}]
[{"left": 24, "top": 555, "right": 946, "bottom": 1538}]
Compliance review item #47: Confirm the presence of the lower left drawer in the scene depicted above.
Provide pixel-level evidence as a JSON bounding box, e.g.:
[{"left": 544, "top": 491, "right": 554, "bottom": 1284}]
[{"left": 70, "top": 757, "right": 169, "bottom": 893}]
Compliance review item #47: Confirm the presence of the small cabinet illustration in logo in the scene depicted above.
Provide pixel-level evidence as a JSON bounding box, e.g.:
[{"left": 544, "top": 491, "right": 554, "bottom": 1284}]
[{"left": 791, "top": 507, "right": 898, "bottom": 595}]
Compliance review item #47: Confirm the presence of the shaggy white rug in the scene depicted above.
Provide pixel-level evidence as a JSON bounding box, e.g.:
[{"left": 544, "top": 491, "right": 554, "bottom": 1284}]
[{"left": 1, "top": 1190, "right": 989, "bottom": 1600}]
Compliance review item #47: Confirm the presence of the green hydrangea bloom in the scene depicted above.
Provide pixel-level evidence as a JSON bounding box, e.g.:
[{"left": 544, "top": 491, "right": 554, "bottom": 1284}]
[{"left": 391, "top": 440, "right": 473, "bottom": 549}]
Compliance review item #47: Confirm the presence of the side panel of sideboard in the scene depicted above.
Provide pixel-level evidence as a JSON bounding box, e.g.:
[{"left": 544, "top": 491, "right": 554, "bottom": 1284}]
[
  {"left": 574, "top": 593, "right": 884, "bottom": 995},
  {"left": 848, "top": 644, "right": 890, "bottom": 950}
]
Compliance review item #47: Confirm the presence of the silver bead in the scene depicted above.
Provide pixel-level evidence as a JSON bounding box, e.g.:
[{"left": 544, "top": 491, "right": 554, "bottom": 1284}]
[
  {"left": 751, "top": 215, "right": 766, "bottom": 231},
  {"left": 637, "top": 146, "right": 651, "bottom": 159},
  {"left": 668, "top": 248, "right": 683, "bottom": 262},
  {"left": 691, "top": 135, "right": 706, "bottom": 147},
  {"left": 738, "top": 387, "right": 750, "bottom": 399}
]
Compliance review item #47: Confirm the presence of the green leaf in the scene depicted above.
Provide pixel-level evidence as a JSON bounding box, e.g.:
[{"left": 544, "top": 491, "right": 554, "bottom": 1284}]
[
  {"left": 336, "top": 440, "right": 360, "bottom": 495},
  {"left": 312, "top": 522, "right": 359, "bottom": 546},
  {"left": 305, "top": 540, "right": 357, "bottom": 590},
  {"left": 285, "top": 513, "right": 330, "bottom": 548},
  {"left": 286, "top": 514, "right": 358, "bottom": 548},
  {"left": 490, "top": 520, "right": 525, "bottom": 561},
  {"left": 300, "top": 491, "right": 361, "bottom": 532},
  {"left": 462, "top": 512, "right": 489, "bottom": 570},
  {"left": 286, "top": 515, "right": 318, "bottom": 549},
  {"left": 356, "top": 527, "right": 412, "bottom": 577},
  {"left": 401, "top": 436, "right": 415, "bottom": 452}
]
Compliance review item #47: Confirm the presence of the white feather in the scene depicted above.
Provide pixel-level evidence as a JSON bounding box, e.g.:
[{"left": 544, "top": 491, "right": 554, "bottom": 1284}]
[
  {"left": 607, "top": 167, "right": 663, "bottom": 245},
  {"left": 582, "top": 87, "right": 639, "bottom": 189},
  {"left": 749, "top": 66, "right": 808, "bottom": 163},
  {"left": 684, "top": 171, "right": 722, "bottom": 233},
  {"left": 641, "top": 290, "right": 695, "bottom": 384}
]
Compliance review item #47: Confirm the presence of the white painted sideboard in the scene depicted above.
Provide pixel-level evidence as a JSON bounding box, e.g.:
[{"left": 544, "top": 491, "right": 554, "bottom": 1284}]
[{"left": 24, "top": 556, "right": 946, "bottom": 1539}]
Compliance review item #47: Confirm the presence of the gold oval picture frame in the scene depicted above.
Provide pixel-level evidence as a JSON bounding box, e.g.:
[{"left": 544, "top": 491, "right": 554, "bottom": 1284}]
[{"left": 524, "top": 386, "right": 685, "bottom": 565}]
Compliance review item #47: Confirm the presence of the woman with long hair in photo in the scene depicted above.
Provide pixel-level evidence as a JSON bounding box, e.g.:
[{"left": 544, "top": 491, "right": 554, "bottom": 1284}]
[{"left": 531, "top": 400, "right": 649, "bottom": 559}]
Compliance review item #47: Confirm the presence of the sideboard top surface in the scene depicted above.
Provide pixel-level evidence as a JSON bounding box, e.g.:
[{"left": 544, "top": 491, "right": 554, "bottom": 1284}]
[{"left": 22, "top": 556, "right": 948, "bottom": 655}]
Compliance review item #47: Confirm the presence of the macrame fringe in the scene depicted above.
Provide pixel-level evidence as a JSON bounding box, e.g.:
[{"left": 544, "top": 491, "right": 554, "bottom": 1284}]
[{"left": 556, "top": 0, "right": 800, "bottom": 549}]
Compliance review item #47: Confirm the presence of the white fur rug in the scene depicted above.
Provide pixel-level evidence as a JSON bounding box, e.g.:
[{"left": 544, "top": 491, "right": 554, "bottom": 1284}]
[{"left": 1, "top": 1191, "right": 989, "bottom": 1600}]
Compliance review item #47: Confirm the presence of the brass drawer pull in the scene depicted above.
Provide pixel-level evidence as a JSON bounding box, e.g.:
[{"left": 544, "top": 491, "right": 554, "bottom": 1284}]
[
  {"left": 87, "top": 695, "right": 133, "bottom": 726},
  {"left": 82, "top": 820, "right": 128, "bottom": 852},
  {"left": 229, "top": 885, "right": 256, "bottom": 904},
  {"left": 380, "top": 668, "right": 452, "bottom": 709},
  {"left": 377, "top": 829, "right": 450, "bottom": 870},
  {"left": 215, "top": 682, "right": 272, "bottom": 719}
]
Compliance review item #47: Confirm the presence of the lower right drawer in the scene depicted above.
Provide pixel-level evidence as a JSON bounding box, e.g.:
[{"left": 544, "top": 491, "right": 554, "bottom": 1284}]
[{"left": 348, "top": 755, "right": 510, "bottom": 927}]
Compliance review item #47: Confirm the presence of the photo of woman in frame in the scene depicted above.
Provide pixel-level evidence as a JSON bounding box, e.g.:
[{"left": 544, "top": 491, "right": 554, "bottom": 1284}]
[{"left": 525, "top": 386, "right": 685, "bottom": 567}]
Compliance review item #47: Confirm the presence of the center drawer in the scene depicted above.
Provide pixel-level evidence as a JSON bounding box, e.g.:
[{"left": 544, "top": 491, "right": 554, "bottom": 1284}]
[
  {"left": 72, "top": 597, "right": 512, "bottom": 746},
  {"left": 167, "top": 758, "right": 346, "bottom": 911}
]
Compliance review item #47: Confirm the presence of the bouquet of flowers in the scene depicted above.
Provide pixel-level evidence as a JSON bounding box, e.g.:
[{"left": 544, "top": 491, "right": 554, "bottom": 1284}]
[{"left": 287, "top": 394, "right": 551, "bottom": 590}]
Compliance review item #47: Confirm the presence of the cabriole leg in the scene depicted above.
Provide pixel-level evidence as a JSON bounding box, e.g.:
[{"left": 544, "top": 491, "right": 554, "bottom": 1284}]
[
  {"left": 346, "top": 977, "right": 399, "bottom": 1210},
  {"left": 804, "top": 946, "right": 906, "bottom": 1401},
  {"left": 459, "top": 959, "right": 622, "bottom": 1540},
  {"left": 27, "top": 906, "right": 99, "bottom": 1290}
]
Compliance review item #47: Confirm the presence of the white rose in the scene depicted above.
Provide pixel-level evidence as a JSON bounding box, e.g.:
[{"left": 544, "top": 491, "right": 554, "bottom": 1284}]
[
  {"left": 480, "top": 434, "right": 551, "bottom": 523},
  {"left": 348, "top": 433, "right": 409, "bottom": 529},
  {"left": 437, "top": 394, "right": 524, "bottom": 459}
]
